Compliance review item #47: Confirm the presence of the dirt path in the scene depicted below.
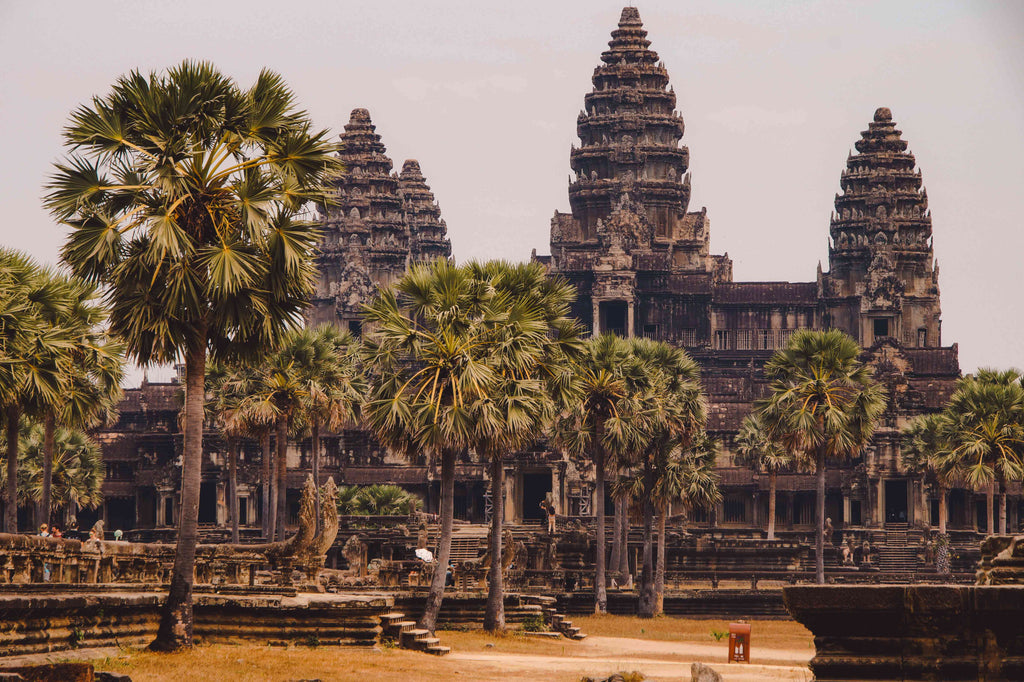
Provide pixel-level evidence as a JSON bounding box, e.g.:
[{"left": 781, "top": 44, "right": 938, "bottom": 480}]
[{"left": 447, "top": 634, "right": 813, "bottom": 681}]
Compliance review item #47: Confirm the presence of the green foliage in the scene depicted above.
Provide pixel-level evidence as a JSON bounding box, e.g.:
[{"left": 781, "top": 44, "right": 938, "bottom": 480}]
[
  {"left": 520, "top": 614, "right": 547, "bottom": 632},
  {"left": 335, "top": 484, "right": 422, "bottom": 516},
  {"left": 710, "top": 629, "right": 728, "bottom": 642}
]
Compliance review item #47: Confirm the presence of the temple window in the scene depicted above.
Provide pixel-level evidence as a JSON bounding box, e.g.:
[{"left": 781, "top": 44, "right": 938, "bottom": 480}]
[
  {"left": 918, "top": 327, "right": 927, "bottom": 347},
  {"left": 873, "top": 318, "right": 890, "bottom": 339}
]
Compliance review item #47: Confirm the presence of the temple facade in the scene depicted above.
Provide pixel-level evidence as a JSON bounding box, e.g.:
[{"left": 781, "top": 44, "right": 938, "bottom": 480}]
[{"left": 92, "top": 7, "right": 1018, "bottom": 541}]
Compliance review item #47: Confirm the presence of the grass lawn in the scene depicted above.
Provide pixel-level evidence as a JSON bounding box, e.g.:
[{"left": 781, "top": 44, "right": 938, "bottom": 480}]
[{"left": 571, "top": 615, "right": 813, "bottom": 651}]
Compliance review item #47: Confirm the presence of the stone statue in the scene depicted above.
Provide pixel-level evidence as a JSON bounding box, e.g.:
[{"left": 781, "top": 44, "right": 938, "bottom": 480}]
[
  {"left": 342, "top": 534, "right": 367, "bottom": 577},
  {"left": 823, "top": 517, "right": 834, "bottom": 546},
  {"left": 313, "top": 477, "right": 340, "bottom": 556}
]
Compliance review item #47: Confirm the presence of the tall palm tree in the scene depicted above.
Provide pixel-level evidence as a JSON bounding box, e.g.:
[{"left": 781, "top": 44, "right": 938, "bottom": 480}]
[
  {"left": 295, "top": 325, "right": 363, "bottom": 533},
  {"left": 46, "top": 61, "right": 340, "bottom": 650},
  {"left": 625, "top": 338, "right": 706, "bottom": 619},
  {"left": 362, "top": 258, "right": 497, "bottom": 633},
  {"left": 734, "top": 413, "right": 792, "bottom": 541},
  {"left": 554, "top": 334, "right": 640, "bottom": 614},
  {"left": 464, "top": 260, "right": 583, "bottom": 632},
  {"left": 0, "top": 250, "right": 73, "bottom": 533},
  {"left": 759, "top": 329, "right": 886, "bottom": 584},
  {"left": 244, "top": 359, "right": 308, "bottom": 541},
  {"left": 652, "top": 433, "right": 720, "bottom": 615},
  {"left": 941, "top": 369, "right": 1024, "bottom": 535},
  {"left": 38, "top": 278, "right": 123, "bottom": 528},
  {"left": 13, "top": 422, "right": 105, "bottom": 520}
]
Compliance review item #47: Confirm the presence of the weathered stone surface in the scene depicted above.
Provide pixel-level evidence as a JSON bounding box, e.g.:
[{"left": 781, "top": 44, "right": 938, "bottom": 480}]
[
  {"left": 690, "top": 661, "right": 723, "bottom": 682},
  {"left": 784, "top": 584, "right": 1024, "bottom": 680},
  {"left": 4, "top": 664, "right": 93, "bottom": 682},
  {"left": 94, "top": 673, "right": 132, "bottom": 682}
]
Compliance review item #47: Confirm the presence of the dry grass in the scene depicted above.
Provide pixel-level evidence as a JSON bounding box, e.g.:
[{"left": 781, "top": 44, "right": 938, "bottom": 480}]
[
  {"left": 84, "top": 619, "right": 813, "bottom": 681},
  {"left": 571, "top": 615, "right": 814, "bottom": 651}
]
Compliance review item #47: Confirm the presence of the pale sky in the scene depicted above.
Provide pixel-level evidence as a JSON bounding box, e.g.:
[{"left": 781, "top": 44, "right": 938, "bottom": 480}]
[{"left": 1, "top": 0, "right": 1022, "bottom": 384}]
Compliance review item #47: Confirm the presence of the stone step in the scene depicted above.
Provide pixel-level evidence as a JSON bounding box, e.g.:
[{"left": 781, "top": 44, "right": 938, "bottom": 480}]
[
  {"left": 525, "top": 631, "right": 561, "bottom": 639},
  {"left": 425, "top": 645, "right": 451, "bottom": 656},
  {"left": 381, "top": 612, "right": 407, "bottom": 622},
  {"left": 385, "top": 620, "right": 417, "bottom": 636},
  {"left": 571, "top": 632, "right": 588, "bottom": 640},
  {"left": 417, "top": 636, "right": 441, "bottom": 647},
  {"left": 399, "top": 628, "right": 431, "bottom": 647}
]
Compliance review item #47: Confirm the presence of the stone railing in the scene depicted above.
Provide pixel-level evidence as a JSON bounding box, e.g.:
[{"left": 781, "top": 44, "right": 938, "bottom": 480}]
[{"left": 0, "top": 476, "right": 339, "bottom": 589}]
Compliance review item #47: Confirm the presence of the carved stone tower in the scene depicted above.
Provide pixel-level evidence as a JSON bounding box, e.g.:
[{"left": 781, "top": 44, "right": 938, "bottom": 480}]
[
  {"left": 398, "top": 159, "right": 452, "bottom": 263},
  {"left": 823, "top": 107, "right": 942, "bottom": 349},
  {"left": 311, "top": 109, "right": 451, "bottom": 333},
  {"left": 546, "top": 7, "right": 731, "bottom": 339}
]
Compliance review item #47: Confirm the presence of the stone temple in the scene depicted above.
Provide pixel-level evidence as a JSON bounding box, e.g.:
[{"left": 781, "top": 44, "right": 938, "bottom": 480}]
[{"left": 91, "top": 7, "right": 1014, "bottom": 552}]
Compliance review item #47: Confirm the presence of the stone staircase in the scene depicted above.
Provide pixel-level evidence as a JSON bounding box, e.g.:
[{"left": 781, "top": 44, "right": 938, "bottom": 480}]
[
  {"left": 380, "top": 611, "right": 451, "bottom": 656},
  {"left": 522, "top": 594, "right": 587, "bottom": 640},
  {"left": 878, "top": 524, "right": 919, "bottom": 573}
]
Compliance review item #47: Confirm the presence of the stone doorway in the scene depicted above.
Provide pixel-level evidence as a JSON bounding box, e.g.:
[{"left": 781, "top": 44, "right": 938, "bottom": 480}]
[
  {"left": 885, "top": 479, "right": 908, "bottom": 524},
  {"left": 599, "top": 301, "right": 628, "bottom": 337},
  {"left": 521, "top": 471, "right": 551, "bottom": 522}
]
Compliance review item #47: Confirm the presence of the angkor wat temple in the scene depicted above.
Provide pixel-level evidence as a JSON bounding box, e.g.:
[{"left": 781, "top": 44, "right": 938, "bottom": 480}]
[{"left": 94, "top": 7, "right": 1018, "bottom": 549}]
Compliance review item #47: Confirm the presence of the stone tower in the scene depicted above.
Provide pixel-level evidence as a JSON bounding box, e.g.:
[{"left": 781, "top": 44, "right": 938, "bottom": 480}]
[
  {"left": 398, "top": 159, "right": 452, "bottom": 263},
  {"left": 823, "top": 107, "right": 942, "bottom": 349},
  {"left": 311, "top": 109, "right": 451, "bottom": 333},
  {"left": 547, "top": 7, "right": 730, "bottom": 338}
]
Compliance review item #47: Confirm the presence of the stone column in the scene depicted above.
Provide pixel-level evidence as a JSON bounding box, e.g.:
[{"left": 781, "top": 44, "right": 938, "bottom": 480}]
[
  {"left": 503, "top": 468, "right": 517, "bottom": 524},
  {"left": 843, "top": 494, "right": 852, "bottom": 527},
  {"left": 877, "top": 478, "right": 886, "bottom": 527},
  {"left": 592, "top": 299, "right": 601, "bottom": 337},
  {"left": 627, "top": 300, "right": 635, "bottom": 338}
]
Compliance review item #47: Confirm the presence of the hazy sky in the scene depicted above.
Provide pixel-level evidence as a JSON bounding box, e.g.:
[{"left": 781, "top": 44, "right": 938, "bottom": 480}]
[{"left": 1, "top": 0, "right": 1022, "bottom": 383}]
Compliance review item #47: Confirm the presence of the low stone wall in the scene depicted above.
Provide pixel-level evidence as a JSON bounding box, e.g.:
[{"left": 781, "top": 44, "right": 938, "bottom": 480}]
[
  {"left": 784, "top": 585, "right": 1024, "bottom": 681},
  {"left": 391, "top": 592, "right": 545, "bottom": 627},
  {"left": 0, "top": 590, "right": 391, "bottom": 657},
  {"left": 557, "top": 589, "right": 790, "bottom": 619}
]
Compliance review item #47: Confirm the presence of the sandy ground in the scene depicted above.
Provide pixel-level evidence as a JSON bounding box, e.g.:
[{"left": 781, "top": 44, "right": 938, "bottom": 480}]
[{"left": 444, "top": 635, "right": 812, "bottom": 682}]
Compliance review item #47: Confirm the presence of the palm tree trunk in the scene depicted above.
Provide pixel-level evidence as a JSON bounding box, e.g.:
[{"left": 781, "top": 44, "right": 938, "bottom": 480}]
[
  {"left": 986, "top": 484, "right": 995, "bottom": 535},
  {"left": 275, "top": 415, "right": 288, "bottom": 541},
  {"left": 483, "top": 456, "right": 505, "bottom": 631},
  {"left": 938, "top": 482, "right": 948, "bottom": 535},
  {"left": 618, "top": 500, "right": 629, "bottom": 583},
  {"left": 768, "top": 470, "right": 778, "bottom": 541},
  {"left": 638, "top": 461, "right": 656, "bottom": 618},
  {"left": 312, "top": 419, "right": 321, "bottom": 536},
  {"left": 228, "top": 437, "right": 239, "bottom": 544},
  {"left": 593, "top": 442, "right": 608, "bottom": 614},
  {"left": 420, "top": 448, "right": 455, "bottom": 633},
  {"left": 151, "top": 334, "right": 206, "bottom": 651},
  {"left": 997, "top": 475, "right": 1007, "bottom": 535},
  {"left": 4, "top": 406, "right": 19, "bottom": 533},
  {"left": 260, "top": 430, "right": 271, "bottom": 540},
  {"left": 654, "top": 506, "right": 666, "bottom": 616},
  {"left": 39, "top": 411, "right": 56, "bottom": 529},
  {"left": 815, "top": 447, "right": 826, "bottom": 585},
  {"left": 609, "top": 482, "right": 622, "bottom": 585}
]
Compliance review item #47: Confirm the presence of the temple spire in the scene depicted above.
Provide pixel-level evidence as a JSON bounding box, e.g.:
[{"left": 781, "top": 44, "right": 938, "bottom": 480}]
[{"left": 399, "top": 159, "right": 452, "bottom": 263}]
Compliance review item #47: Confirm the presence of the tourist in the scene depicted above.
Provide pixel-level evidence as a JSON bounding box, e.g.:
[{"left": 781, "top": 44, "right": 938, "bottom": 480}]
[
  {"left": 51, "top": 527, "right": 62, "bottom": 539},
  {"left": 37, "top": 525, "right": 51, "bottom": 582},
  {"left": 113, "top": 529, "right": 123, "bottom": 541},
  {"left": 540, "top": 497, "right": 557, "bottom": 534}
]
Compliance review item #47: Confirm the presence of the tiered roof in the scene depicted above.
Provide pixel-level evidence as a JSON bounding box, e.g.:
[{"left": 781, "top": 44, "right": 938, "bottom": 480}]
[
  {"left": 830, "top": 107, "right": 932, "bottom": 257},
  {"left": 398, "top": 159, "right": 451, "bottom": 263},
  {"left": 567, "top": 6, "right": 690, "bottom": 241}
]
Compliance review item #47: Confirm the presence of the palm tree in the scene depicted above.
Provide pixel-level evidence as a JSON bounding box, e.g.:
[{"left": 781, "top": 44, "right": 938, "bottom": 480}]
[
  {"left": 463, "top": 260, "right": 583, "bottom": 632},
  {"left": 626, "top": 338, "right": 706, "bottom": 619},
  {"left": 759, "top": 329, "right": 886, "bottom": 584},
  {"left": 554, "top": 334, "right": 639, "bottom": 614},
  {"left": 362, "top": 258, "right": 497, "bottom": 633},
  {"left": 734, "top": 413, "right": 792, "bottom": 541},
  {"left": 46, "top": 61, "right": 340, "bottom": 650},
  {"left": 15, "top": 422, "right": 105, "bottom": 521},
  {"left": 652, "top": 433, "right": 720, "bottom": 614},
  {"left": 244, "top": 358, "right": 308, "bottom": 541},
  {"left": 38, "top": 278, "right": 123, "bottom": 528},
  {"left": 335, "top": 485, "right": 363, "bottom": 515},
  {"left": 941, "top": 369, "right": 1024, "bottom": 535},
  {"left": 357, "top": 484, "right": 420, "bottom": 515},
  {"left": 0, "top": 250, "right": 73, "bottom": 533},
  {"left": 295, "top": 325, "right": 363, "bottom": 533}
]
